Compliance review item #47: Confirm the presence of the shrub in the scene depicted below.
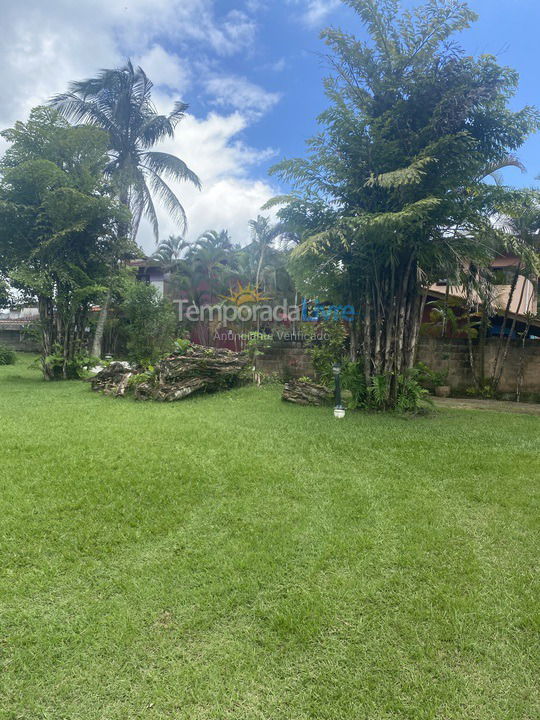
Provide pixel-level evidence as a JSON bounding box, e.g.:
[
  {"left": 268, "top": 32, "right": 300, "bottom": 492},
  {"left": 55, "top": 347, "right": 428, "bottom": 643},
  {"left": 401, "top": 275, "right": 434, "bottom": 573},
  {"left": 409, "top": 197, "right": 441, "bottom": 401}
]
[
  {"left": 395, "top": 370, "right": 432, "bottom": 413},
  {"left": 416, "top": 362, "right": 449, "bottom": 391},
  {"left": 342, "top": 362, "right": 431, "bottom": 413},
  {"left": 42, "top": 344, "right": 98, "bottom": 379},
  {"left": 0, "top": 344, "right": 16, "bottom": 365},
  {"left": 173, "top": 337, "right": 191, "bottom": 354},
  {"left": 342, "top": 360, "right": 367, "bottom": 408},
  {"left": 121, "top": 279, "right": 177, "bottom": 367},
  {"left": 300, "top": 324, "right": 431, "bottom": 413},
  {"left": 301, "top": 320, "right": 348, "bottom": 385},
  {"left": 246, "top": 331, "right": 273, "bottom": 365}
]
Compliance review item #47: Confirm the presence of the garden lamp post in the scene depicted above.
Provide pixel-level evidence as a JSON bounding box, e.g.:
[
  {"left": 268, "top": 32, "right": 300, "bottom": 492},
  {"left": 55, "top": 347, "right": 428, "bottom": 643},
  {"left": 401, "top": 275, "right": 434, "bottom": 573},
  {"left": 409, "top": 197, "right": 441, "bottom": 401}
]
[{"left": 332, "top": 362, "right": 345, "bottom": 419}]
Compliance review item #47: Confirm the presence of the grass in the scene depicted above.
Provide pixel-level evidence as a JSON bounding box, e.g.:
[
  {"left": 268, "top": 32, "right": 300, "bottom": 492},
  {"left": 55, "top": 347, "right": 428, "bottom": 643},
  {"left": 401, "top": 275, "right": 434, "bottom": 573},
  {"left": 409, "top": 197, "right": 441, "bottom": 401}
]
[{"left": 0, "top": 355, "right": 539, "bottom": 719}]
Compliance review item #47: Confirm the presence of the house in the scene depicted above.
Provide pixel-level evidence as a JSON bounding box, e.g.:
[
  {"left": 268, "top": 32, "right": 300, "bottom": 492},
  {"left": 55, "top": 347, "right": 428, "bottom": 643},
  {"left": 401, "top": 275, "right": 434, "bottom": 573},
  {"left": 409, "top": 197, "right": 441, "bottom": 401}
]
[
  {"left": 427, "top": 254, "right": 540, "bottom": 338},
  {"left": 127, "top": 259, "right": 167, "bottom": 297},
  {"left": 0, "top": 307, "right": 40, "bottom": 350}
]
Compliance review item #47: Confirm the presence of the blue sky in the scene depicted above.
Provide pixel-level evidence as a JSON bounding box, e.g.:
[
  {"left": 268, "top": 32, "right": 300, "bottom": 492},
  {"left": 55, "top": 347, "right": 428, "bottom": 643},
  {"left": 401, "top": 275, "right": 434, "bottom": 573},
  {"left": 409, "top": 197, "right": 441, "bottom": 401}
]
[
  {"left": 1, "top": 0, "right": 539, "bottom": 250},
  {"left": 218, "top": 0, "right": 540, "bottom": 188}
]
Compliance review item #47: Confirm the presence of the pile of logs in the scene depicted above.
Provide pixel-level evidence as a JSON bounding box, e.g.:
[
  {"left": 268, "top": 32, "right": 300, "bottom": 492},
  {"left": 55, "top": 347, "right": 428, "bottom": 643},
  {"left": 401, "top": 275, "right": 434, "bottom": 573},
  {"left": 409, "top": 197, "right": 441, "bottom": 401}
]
[
  {"left": 282, "top": 379, "right": 332, "bottom": 406},
  {"left": 90, "top": 362, "right": 135, "bottom": 397},
  {"left": 90, "top": 345, "right": 248, "bottom": 401}
]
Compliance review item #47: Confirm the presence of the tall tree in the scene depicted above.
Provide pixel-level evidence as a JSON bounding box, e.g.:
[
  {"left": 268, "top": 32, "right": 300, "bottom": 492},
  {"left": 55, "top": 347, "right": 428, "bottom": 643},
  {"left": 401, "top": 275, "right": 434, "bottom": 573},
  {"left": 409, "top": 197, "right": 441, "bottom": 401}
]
[
  {"left": 248, "top": 216, "right": 284, "bottom": 289},
  {"left": 271, "top": 0, "right": 538, "bottom": 407},
  {"left": 0, "top": 107, "right": 129, "bottom": 379},
  {"left": 197, "top": 229, "right": 234, "bottom": 252},
  {"left": 51, "top": 61, "right": 201, "bottom": 357},
  {"left": 152, "top": 235, "right": 189, "bottom": 271},
  {"left": 51, "top": 60, "right": 200, "bottom": 240}
]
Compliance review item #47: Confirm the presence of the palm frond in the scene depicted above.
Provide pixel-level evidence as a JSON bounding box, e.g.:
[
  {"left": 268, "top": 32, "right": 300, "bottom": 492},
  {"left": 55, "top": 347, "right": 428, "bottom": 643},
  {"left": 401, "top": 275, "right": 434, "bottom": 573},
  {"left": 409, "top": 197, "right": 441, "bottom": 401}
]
[
  {"left": 144, "top": 167, "right": 188, "bottom": 235},
  {"left": 481, "top": 155, "right": 526, "bottom": 179},
  {"left": 50, "top": 94, "right": 117, "bottom": 137},
  {"left": 139, "top": 116, "right": 177, "bottom": 147},
  {"left": 169, "top": 101, "right": 189, "bottom": 127},
  {"left": 140, "top": 180, "right": 159, "bottom": 242},
  {"left": 142, "top": 152, "right": 201, "bottom": 189}
]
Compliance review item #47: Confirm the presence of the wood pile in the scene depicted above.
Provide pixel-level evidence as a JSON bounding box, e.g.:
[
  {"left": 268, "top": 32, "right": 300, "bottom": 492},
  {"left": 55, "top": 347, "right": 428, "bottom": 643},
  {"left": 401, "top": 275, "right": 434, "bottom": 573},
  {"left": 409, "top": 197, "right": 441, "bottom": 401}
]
[
  {"left": 282, "top": 380, "right": 332, "bottom": 406},
  {"left": 90, "top": 345, "right": 248, "bottom": 401}
]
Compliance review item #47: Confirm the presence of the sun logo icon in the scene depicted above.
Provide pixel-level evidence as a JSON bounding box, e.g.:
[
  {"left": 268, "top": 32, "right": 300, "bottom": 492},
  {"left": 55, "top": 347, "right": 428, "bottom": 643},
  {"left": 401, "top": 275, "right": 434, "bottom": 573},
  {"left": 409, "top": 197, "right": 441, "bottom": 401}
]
[{"left": 221, "top": 281, "right": 271, "bottom": 306}]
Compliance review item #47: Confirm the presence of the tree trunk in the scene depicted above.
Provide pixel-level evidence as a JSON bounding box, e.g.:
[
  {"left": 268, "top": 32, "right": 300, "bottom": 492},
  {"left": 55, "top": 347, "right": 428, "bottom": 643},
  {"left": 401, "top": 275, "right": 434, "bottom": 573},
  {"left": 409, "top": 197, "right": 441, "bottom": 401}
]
[
  {"left": 493, "top": 276, "right": 527, "bottom": 391},
  {"left": 255, "top": 244, "right": 266, "bottom": 289},
  {"left": 478, "top": 309, "right": 488, "bottom": 387},
  {"left": 491, "top": 263, "right": 520, "bottom": 383},
  {"left": 92, "top": 290, "right": 111, "bottom": 359},
  {"left": 38, "top": 295, "right": 55, "bottom": 380},
  {"left": 516, "top": 321, "right": 530, "bottom": 403}
]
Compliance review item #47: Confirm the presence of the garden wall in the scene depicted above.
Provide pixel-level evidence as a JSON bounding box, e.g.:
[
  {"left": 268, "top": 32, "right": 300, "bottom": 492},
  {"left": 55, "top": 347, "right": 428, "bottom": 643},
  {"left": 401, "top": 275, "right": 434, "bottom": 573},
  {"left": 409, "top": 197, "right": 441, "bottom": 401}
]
[
  {"left": 417, "top": 338, "right": 540, "bottom": 397},
  {"left": 257, "top": 338, "right": 540, "bottom": 398},
  {"left": 0, "top": 327, "right": 39, "bottom": 352},
  {"left": 256, "top": 342, "right": 314, "bottom": 380}
]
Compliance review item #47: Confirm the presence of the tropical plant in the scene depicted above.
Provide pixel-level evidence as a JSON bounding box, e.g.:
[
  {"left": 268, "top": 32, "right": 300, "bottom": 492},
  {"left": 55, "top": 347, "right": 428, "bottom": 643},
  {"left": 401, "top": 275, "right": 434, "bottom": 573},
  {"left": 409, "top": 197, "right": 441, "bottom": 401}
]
[
  {"left": 0, "top": 107, "right": 129, "bottom": 379},
  {"left": 197, "top": 229, "right": 234, "bottom": 251},
  {"left": 270, "top": 0, "right": 538, "bottom": 409},
  {"left": 120, "top": 276, "right": 177, "bottom": 366},
  {"left": 152, "top": 235, "right": 188, "bottom": 270},
  {"left": 248, "top": 216, "right": 284, "bottom": 289},
  {"left": 51, "top": 60, "right": 200, "bottom": 241},
  {"left": 489, "top": 191, "right": 540, "bottom": 389},
  {"left": 51, "top": 61, "right": 201, "bottom": 358},
  {"left": 185, "top": 231, "right": 239, "bottom": 303},
  {"left": 301, "top": 320, "right": 348, "bottom": 386},
  {"left": 0, "top": 344, "right": 16, "bottom": 366}
]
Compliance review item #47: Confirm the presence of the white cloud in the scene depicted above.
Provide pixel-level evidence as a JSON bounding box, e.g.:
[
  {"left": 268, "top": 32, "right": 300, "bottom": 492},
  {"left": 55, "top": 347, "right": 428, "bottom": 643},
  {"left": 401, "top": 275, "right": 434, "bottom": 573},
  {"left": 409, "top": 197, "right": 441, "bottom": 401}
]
[
  {"left": 133, "top": 46, "right": 191, "bottom": 94},
  {"left": 269, "top": 58, "right": 287, "bottom": 72},
  {"left": 0, "top": 0, "right": 259, "bottom": 128},
  {"left": 137, "top": 110, "right": 277, "bottom": 252},
  {"left": 289, "top": 0, "right": 340, "bottom": 27},
  {"left": 0, "top": 0, "right": 279, "bottom": 253},
  {"left": 204, "top": 75, "right": 281, "bottom": 120}
]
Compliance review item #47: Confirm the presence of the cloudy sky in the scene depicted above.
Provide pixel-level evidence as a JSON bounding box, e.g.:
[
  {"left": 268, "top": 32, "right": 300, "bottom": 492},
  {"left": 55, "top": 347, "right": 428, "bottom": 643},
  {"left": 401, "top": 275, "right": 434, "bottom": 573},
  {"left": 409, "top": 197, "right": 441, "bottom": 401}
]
[{"left": 1, "top": 0, "right": 539, "bottom": 253}]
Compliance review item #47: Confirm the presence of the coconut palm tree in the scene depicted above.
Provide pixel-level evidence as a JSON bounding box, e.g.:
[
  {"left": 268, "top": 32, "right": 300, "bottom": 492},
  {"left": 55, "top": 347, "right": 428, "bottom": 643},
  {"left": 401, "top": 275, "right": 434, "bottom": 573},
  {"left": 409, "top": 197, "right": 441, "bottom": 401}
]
[
  {"left": 51, "top": 60, "right": 200, "bottom": 241},
  {"left": 52, "top": 61, "right": 200, "bottom": 356},
  {"left": 152, "top": 235, "right": 188, "bottom": 271},
  {"left": 197, "top": 229, "right": 234, "bottom": 251},
  {"left": 185, "top": 241, "right": 231, "bottom": 305},
  {"left": 248, "top": 216, "right": 284, "bottom": 289}
]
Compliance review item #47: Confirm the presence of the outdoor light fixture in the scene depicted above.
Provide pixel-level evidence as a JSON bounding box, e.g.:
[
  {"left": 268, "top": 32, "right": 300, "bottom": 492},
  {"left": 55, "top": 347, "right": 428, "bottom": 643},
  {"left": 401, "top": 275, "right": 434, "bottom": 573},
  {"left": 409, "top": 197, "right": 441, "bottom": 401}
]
[{"left": 332, "top": 362, "right": 346, "bottom": 419}]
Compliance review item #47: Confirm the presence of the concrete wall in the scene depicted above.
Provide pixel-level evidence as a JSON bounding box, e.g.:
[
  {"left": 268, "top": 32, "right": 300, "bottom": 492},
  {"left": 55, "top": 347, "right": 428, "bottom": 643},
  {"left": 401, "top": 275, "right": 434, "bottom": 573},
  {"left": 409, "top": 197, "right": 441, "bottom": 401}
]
[
  {"left": 257, "top": 342, "right": 314, "bottom": 380},
  {"left": 0, "top": 327, "right": 39, "bottom": 352},
  {"left": 257, "top": 338, "right": 540, "bottom": 397},
  {"left": 417, "top": 338, "right": 540, "bottom": 397}
]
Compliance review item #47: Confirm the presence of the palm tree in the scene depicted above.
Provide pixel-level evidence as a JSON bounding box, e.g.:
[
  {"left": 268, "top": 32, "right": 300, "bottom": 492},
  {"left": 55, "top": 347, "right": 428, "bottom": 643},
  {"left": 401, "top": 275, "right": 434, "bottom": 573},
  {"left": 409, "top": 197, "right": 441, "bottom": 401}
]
[
  {"left": 51, "top": 61, "right": 201, "bottom": 356},
  {"left": 248, "top": 216, "right": 284, "bottom": 289},
  {"left": 152, "top": 235, "right": 188, "bottom": 271},
  {"left": 185, "top": 242, "right": 231, "bottom": 305},
  {"left": 233, "top": 247, "right": 259, "bottom": 286},
  {"left": 489, "top": 202, "right": 540, "bottom": 388},
  {"left": 197, "top": 229, "right": 234, "bottom": 252},
  {"left": 51, "top": 61, "right": 200, "bottom": 241}
]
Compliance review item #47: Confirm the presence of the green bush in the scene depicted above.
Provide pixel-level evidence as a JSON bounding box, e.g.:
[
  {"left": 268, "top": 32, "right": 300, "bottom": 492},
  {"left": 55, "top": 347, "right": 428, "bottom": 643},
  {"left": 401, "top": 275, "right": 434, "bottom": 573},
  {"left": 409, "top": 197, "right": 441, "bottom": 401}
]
[
  {"left": 42, "top": 344, "right": 98, "bottom": 379},
  {"left": 395, "top": 370, "right": 432, "bottom": 413},
  {"left": 416, "top": 362, "right": 448, "bottom": 391},
  {"left": 301, "top": 320, "right": 348, "bottom": 385},
  {"left": 0, "top": 344, "right": 16, "bottom": 365},
  {"left": 300, "top": 324, "right": 430, "bottom": 413},
  {"left": 342, "top": 362, "right": 431, "bottom": 413},
  {"left": 121, "top": 279, "right": 177, "bottom": 367}
]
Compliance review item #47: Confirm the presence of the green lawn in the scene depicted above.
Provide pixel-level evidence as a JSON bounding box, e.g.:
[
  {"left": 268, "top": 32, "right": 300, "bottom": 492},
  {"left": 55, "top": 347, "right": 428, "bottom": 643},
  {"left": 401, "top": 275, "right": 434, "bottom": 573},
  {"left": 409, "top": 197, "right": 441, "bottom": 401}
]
[{"left": 1, "top": 356, "right": 539, "bottom": 719}]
